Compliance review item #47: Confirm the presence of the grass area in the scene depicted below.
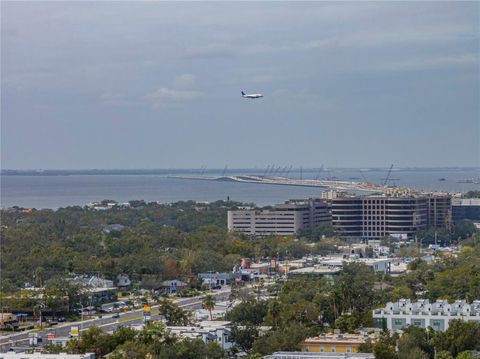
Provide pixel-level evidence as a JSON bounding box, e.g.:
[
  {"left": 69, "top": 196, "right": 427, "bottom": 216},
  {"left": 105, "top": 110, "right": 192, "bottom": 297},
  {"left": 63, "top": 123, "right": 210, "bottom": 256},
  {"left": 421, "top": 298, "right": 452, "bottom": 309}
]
[{"left": 118, "top": 308, "right": 159, "bottom": 323}]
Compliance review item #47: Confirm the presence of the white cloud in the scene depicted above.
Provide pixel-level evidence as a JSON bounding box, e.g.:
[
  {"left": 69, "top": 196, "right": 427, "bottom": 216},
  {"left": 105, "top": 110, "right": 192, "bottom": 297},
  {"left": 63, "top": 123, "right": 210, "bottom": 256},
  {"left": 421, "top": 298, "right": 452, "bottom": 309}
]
[
  {"left": 144, "top": 87, "right": 202, "bottom": 109},
  {"left": 100, "top": 92, "right": 128, "bottom": 106},
  {"left": 173, "top": 74, "right": 196, "bottom": 90},
  {"left": 381, "top": 54, "right": 479, "bottom": 72}
]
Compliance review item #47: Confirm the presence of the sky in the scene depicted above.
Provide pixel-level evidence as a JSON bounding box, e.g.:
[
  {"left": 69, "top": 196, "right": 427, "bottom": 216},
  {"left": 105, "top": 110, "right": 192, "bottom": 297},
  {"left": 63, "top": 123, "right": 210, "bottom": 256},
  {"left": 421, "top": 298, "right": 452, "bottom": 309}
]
[{"left": 1, "top": 1, "right": 479, "bottom": 169}]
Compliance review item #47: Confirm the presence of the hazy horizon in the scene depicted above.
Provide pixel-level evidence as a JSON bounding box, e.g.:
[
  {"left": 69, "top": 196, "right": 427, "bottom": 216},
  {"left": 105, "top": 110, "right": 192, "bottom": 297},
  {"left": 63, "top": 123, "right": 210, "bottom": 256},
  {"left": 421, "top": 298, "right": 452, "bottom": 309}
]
[
  {"left": 2, "top": 1, "right": 479, "bottom": 169},
  {"left": 2, "top": 166, "right": 480, "bottom": 172}
]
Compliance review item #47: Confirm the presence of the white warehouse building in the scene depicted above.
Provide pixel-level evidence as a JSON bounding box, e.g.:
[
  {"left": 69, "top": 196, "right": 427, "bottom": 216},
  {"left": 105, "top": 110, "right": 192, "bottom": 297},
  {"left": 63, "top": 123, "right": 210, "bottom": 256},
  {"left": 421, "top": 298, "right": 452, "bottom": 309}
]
[{"left": 373, "top": 299, "right": 480, "bottom": 331}]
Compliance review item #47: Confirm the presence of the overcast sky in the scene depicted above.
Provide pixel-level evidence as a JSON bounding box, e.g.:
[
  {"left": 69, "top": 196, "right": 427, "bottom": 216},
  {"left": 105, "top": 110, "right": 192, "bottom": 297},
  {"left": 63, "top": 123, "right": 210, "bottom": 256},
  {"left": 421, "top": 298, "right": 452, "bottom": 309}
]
[{"left": 1, "top": 1, "right": 479, "bottom": 169}]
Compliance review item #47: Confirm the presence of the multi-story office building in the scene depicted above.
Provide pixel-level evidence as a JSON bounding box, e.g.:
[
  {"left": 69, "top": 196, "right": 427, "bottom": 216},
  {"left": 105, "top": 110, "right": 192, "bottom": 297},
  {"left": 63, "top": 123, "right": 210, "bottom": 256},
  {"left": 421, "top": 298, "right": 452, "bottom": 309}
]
[
  {"left": 331, "top": 193, "right": 450, "bottom": 240},
  {"left": 229, "top": 193, "right": 451, "bottom": 239},
  {"left": 428, "top": 194, "right": 452, "bottom": 227},
  {"left": 373, "top": 299, "right": 480, "bottom": 332},
  {"left": 331, "top": 197, "right": 363, "bottom": 237},
  {"left": 452, "top": 198, "right": 480, "bottom": 221},
  {"left": 227, "top": 198, "right": 330, "bottom": 236}
]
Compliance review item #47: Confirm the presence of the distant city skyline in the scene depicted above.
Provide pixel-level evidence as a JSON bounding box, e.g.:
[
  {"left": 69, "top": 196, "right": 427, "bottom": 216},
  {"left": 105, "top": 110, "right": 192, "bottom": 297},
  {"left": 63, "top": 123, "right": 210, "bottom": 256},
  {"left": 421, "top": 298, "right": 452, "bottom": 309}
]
[{"left": 2, "top": 1, "right": 479, "bottom": 169}]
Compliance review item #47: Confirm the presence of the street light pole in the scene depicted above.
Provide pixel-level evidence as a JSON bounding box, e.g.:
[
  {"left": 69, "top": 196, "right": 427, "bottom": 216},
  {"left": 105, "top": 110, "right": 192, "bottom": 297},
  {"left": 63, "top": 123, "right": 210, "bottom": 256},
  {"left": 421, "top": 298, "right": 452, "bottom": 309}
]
[
  {"left": 38, "top": 303, "right": 45, "bottom": 329},
  {"left": 80, "top": 303, "right": 84, "bottom": 331}
]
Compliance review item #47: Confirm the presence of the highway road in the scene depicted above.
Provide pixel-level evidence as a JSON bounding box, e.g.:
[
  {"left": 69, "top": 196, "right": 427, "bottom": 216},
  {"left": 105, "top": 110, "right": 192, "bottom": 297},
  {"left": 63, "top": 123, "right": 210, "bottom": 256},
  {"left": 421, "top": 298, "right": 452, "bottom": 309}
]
[{"left": 0, "top": 289, "right": 231, "bottom": 353}]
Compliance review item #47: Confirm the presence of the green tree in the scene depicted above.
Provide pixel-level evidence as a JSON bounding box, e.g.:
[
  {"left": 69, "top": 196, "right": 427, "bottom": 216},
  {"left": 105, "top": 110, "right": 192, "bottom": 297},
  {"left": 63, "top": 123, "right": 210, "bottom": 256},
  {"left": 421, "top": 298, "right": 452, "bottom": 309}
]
[
  {"left": 202, "top": 294, "right": 216, "bottom": 320},
  {"left": 455, "top": 352, "right": 473, "bottom": 359},
  {"left": 226, "top": 299, "right": 268, "bottom": 326},
  {"left": 251, "top": 323, "right": 311, "bottom": 355},
  {"left": 433, "top": 320, "right": 480, "bottom": 357},
  {"left": 435, "top": 351, "right": 453, "bottom": 359},
  {"left": 374, "top": 342, "right": 398, "bottom": 359},
  {"left": 391, "top": 285, "right": 414, "bottom": 302},
  {"left": 334, "top": 262, "right": 375, "bottom": 317},
  {"left": 158, "top": 298, "right": 192, "bottom": 326},
  {"left": 397, "top": 326, "right": 433, "bottom": 359},
  {"left": 230, "top": 325, "right": 259, "bottom": 353},
  {"left": 159, "top": 338, "right": 226, "bottom": 359}
]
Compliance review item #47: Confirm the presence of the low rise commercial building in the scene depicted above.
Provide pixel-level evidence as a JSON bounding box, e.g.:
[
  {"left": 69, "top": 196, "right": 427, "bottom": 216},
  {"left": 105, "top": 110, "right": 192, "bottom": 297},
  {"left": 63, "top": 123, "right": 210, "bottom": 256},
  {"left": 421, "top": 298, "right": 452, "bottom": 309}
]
[
  {"left": 71, "top": 276, "right": 116, "bottom": 304},
  {"left": 373, "top": 299, "right": 480, "bottom": 331},
  {"left": 228, "top": 198, "right": 330, "bottom": 236},
  {"left": 301, "top": 333, "right": 371, "bottom": 354},
  {"left": 158, "top": 280, "right": 188, "bottom": 294},
  {"left": 264, "top": 352, "right": 374, "bottom": 359}
]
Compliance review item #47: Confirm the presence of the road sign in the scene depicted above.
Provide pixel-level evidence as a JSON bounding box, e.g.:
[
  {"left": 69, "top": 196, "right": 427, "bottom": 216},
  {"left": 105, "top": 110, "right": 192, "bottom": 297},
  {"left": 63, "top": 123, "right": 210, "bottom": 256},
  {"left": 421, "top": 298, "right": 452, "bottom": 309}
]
[
  {"left": 28, "top": 333, "right": 38, "bottom": 346},
  {"left": 70, "top": 326, "right": 79, "bottom": 337}
]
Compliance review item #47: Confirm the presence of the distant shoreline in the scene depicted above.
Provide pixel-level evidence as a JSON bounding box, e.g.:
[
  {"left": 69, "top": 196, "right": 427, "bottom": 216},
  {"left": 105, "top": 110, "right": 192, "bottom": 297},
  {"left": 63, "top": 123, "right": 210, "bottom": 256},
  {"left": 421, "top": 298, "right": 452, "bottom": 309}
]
[{"left": 2, "top": 167, "right": 479, "bottom": 176}]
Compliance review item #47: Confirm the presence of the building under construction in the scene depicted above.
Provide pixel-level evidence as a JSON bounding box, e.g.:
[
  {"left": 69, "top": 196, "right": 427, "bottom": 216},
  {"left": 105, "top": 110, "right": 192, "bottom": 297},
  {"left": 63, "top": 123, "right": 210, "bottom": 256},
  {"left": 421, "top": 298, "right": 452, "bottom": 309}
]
[
  {"left": 228, "top": 192, "right": 451, "bottom": 239},
  {"left": 331, "top": 192, "right": 451, "bottom": 240}
]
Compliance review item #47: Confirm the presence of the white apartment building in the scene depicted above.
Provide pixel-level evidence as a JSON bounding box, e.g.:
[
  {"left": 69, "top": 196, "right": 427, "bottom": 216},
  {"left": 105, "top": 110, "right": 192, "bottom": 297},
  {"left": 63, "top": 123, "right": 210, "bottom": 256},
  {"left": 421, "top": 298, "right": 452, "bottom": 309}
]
[
  {"left": 167, "top": 321, "right": 234, "bottom": 350},
  {"left": 228, "top": 198, "right": 330, "bottom": 236},
  {"left": 373, "top": 299, "right": 480, "bottom": 331},
  {"left": 0, "top": 354, "right": 95, "bottom": 359}
]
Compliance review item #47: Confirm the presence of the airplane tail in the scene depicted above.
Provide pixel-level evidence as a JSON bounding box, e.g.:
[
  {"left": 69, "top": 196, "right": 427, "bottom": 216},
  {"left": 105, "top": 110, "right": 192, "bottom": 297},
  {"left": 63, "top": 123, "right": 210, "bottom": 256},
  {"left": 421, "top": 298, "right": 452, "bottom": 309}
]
[{"left": 241, "top": 91, "right": 246, "bottom": 96}]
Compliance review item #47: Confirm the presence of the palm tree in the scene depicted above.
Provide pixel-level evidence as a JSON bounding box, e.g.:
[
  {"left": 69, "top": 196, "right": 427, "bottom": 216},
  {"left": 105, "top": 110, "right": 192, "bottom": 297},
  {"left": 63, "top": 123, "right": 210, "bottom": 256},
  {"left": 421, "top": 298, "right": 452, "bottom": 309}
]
[
  {"left": 267, "top": 299, "right": 282, "bottom": 329},
  {"left": 202, "top": 294, "right": 215, "bottom": 320}
]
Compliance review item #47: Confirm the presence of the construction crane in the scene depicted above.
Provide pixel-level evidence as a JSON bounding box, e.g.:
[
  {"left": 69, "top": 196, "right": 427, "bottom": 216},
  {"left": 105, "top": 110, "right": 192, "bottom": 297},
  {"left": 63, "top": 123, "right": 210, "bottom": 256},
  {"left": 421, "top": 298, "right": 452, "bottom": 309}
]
[
  {"left": 285, "top": 165, "right": 293, "bottom": 179},
  {"left": 262, "top": 165, "right": 271, "bottom": 178},
  {"left": 383, "top": 164, "right": 394, "bottom": 187},
  {"left": 359, "top": 169, "right": 369, "bottom": 183},
  {"left": 279, "top": 166, "right": 288, "bottom": 177},
  {"left": 314, "top": 165, "right": 324, "bottom": 181},
  {"left": 273, "top": 166, "right": 282, "bottom": 177},
  {"left": 267, "top": 164, "right": 276, "bottom": 176}
]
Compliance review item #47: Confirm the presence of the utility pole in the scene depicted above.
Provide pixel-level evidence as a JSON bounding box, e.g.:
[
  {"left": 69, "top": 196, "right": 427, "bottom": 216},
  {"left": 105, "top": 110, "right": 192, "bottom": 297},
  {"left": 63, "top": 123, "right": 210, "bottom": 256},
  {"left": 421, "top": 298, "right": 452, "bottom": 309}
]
[
  {"left": 38, "top": 303, "right": 45, "bottom": 329},
  {"left": 80, "top": 303, "right": 84, "bottom": 331}
]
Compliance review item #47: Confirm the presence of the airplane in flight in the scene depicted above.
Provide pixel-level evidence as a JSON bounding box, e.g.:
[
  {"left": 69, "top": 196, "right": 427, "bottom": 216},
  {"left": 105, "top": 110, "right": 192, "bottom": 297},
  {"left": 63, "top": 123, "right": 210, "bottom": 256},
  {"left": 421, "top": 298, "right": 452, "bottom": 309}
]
[{"left": 241, "top": 91, "right": 263, "bottom": 99}]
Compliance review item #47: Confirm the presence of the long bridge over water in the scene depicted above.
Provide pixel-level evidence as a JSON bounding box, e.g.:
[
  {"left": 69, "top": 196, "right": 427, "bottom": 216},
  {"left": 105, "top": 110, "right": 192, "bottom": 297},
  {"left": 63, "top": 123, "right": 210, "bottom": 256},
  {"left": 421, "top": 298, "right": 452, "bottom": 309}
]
[{"left": 168, "top": 174, "right": 388, "bottom": 193}]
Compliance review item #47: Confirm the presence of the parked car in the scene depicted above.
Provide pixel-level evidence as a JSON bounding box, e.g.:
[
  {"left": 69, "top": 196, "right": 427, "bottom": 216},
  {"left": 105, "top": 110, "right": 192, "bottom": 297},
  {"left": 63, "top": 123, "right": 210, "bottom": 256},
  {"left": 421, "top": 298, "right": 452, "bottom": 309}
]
[{"left": 112, "top": 313, "right": 120, "bottom": 319}]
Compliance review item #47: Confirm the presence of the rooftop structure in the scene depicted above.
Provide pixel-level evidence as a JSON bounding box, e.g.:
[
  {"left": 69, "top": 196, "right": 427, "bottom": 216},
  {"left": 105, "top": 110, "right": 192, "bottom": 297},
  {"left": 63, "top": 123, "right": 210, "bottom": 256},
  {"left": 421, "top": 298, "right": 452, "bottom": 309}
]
[
  {"left": 166, "top": 320, "right": 233, "bottom": 350},
  {"left": 288, "top": 265, "right": 341, "bottom": 277},
  {"left": 317, "top": 256, "right": 393, "bottom": 274},
  {"left": 373, "top": 299, "right": 480, "bottom": 331},
  {"left": 71, "top": 275, "right": 114, "bottom": 289}
]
